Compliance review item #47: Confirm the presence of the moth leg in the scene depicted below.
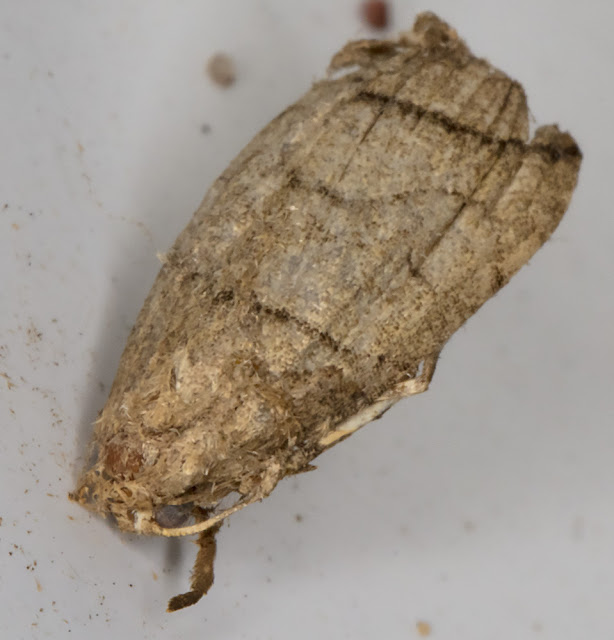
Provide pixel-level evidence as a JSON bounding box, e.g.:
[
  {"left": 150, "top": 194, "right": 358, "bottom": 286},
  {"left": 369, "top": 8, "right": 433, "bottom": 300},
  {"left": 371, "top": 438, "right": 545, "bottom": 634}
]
[{"left": 166, "top": 522, "right": 222, "bottom": 612}]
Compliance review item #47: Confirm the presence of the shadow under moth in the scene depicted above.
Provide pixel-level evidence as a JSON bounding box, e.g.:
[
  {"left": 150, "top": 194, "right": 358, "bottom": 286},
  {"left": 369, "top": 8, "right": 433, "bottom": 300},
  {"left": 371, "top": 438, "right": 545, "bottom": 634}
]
[{"left": 73, "top": 12, "right": 581, "bottom": 611}]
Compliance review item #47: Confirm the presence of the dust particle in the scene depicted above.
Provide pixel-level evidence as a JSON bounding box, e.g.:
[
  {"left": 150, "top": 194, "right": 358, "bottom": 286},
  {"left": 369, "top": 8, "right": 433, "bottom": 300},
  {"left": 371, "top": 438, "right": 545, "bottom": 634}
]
[
  {"left": 416, "top": 621, "right": 431, "bottom": 637},
  {"left": 153, "top": 571, "right": 158, "bottom": 581},
  {"left": 201, "top": 123, "right": 212, "bottom": 135},
  {"left": 1, "top": 372, "right": 16, "bottom": 390},
  {"left": 206, "top": 53, "right": 236, "bottom": 88},
  {"left": 26, "top": 322, "right": 43, "bottom": 345},
  {"left": 11, "top": 223, "right": 20, "bottom": 230},
  {"left": 361, "top": 1, "right": 389, "bottom": 29},
  {"left": 463, "top": 520, "right": 476, "bottom": 533},
  {"left": 36, "top": 578, "right": 43, "bottom": 592},
  {"left": 0, "top": 517, "right": 2, "bottom": 526},
  {"left": 295, "top": 514, "right": 303, "bottom": 522}
]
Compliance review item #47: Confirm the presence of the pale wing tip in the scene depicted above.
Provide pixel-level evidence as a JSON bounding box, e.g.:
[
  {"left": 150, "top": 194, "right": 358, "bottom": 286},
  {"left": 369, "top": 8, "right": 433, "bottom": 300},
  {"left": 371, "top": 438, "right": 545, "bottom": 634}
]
[
  {"left": 532, "top": 125, "right": 583, "bottom": 164},
  {"left": 400, "top": 12, "right": 461, "bottom": 50},
  {"left": 328, "top": 12, "right": 465, "bottom": 73}
]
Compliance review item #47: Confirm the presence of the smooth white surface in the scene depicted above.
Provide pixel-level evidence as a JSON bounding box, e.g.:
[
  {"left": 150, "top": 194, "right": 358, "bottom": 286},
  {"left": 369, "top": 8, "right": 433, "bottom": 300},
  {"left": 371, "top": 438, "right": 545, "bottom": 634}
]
[{"left": 1, "top": 1, "right": 611, "bottom": 638}]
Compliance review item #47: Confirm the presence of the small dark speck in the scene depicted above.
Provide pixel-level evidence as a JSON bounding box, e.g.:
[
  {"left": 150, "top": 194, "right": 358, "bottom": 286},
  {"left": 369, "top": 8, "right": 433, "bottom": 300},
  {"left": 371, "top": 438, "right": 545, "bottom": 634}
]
[
  {"left": 294, "top": 514, "right": 303, "bottom": 523},
  {"left": 463, "top": 520, "right": 476, "bottom": 532},
  {"left": 3, "top": 204, "right": 8, "bottom": 210},
  {"left": 201, "top": 123, "right": 212, "bottom": 135}
]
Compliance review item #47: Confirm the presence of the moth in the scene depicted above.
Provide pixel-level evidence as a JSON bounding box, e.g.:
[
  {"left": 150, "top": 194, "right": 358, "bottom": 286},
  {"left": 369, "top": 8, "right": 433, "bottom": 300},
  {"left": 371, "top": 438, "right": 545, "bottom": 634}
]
[{"left": 73, "top": 12, "right": 581, "bottom": 611}]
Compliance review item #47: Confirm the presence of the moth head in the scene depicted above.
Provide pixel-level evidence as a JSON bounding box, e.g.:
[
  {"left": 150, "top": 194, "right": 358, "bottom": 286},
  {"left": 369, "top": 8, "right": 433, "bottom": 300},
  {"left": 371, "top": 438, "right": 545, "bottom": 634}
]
[{"left": 73, "top": 437, "right": 253, "bottom": 537}]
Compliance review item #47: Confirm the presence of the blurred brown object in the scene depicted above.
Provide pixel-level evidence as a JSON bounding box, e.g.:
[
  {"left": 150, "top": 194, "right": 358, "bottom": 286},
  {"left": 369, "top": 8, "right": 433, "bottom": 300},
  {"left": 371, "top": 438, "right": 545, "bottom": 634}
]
[
  {"left": 362, "top": 1, "right": 389, "bottom": 29},
  {"left": 206, "top": 53, "right": 236, "bottom": 88}
]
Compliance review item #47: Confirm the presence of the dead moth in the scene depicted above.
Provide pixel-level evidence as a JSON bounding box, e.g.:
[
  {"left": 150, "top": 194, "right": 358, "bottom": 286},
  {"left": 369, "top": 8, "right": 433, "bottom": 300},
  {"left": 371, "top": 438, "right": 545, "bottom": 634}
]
[{"left": 73, "top": 12, "right": 581, "bottom": 611}]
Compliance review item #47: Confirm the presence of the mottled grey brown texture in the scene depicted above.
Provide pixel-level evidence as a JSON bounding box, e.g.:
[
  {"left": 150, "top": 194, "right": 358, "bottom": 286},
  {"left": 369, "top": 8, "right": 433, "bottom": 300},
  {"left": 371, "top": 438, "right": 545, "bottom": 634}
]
[{"left": 74, "top": 13, "right": 581, "bottom": 609}]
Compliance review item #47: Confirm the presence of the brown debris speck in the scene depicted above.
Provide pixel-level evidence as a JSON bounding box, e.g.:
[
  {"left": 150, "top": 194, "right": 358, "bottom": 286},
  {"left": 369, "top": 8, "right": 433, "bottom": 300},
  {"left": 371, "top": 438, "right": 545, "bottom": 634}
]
[
  {"left": 25, "top": 322, "right": 43, "bottom": 345},
  {"left": 1, "top": 372, "right": 16, "bottom": 390},
  {"left": 206, "top": 53, "right": 236, "bottom": 88},
  {"left": 361, "top": 1, "right": 389, "bottom": 29},
  {"left": 416, "top": 621, "right": 432, "bottom": 636}
]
